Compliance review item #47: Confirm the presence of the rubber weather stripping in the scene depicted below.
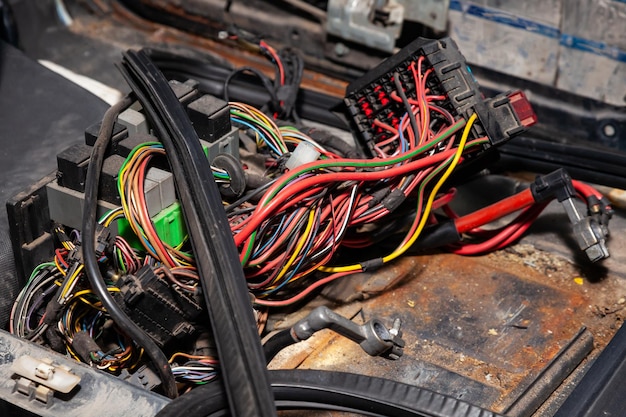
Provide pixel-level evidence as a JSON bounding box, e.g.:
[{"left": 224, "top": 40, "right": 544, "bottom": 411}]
[
  {"left": 156, "top": 369, "right": 504, "bottom": 417},
  {"left": 118, "top": 49, "right": 276, "bottom": 417},
  {"left": 81, "top": 95, "right": 179, "bottom": 398}
]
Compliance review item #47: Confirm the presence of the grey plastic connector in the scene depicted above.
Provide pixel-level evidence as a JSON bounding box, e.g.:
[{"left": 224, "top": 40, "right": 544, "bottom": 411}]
[
  {"left": 292, "top": 306, "right": 405, "bottom": 360},
  {"left": 561, "top": 197, "right": 610, "bottom": 262}
]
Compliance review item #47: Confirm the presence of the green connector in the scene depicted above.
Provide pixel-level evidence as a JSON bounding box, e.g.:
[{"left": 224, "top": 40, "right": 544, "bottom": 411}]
[
  {"left": 152, "top": 201, "right": 187, "bottom": 248},
  {"left": 116, "top": 217, "right": 142, "bottom": 249},
  {"left": 116, "top": 201, "right": 187, "bottom": 250}
]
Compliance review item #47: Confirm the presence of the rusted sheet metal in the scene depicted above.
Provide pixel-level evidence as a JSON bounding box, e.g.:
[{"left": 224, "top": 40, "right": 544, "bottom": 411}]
[
  {"left": 73, "top": 5, "right": 348, "bottom": 97},
  {"left": 321, "top": 256, "right": 422, "bottom": 303},
  {"left": 272, "top": 252, "right": 597, "bottom": 415}
]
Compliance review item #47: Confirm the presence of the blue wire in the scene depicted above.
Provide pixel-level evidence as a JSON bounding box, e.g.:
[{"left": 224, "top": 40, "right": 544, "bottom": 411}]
[
  {"left": 398, "top": 113, "right": 409, "bottom": 154},
  {"left": 231, "top": 117, "right": 282, "bottom": 155},
  {"left": 260, "top": 208, "right": 320, "bottom": 296},
  {"left": 252, "top": 213, "right": 290, "bottom": 258}
]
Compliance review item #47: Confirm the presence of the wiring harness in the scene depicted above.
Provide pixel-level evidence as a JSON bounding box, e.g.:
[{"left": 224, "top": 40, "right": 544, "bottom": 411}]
[{"left": 7, "top": 36, "right": 613, "bottom": 417}]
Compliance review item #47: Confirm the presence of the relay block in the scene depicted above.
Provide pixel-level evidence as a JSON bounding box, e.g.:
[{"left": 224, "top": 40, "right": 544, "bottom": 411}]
[
  {"left": 7, "top": 79, "right": 241, "bottom": 281},
  {"left": 344, "top": 36, "right": 537, "bottom": 156}
]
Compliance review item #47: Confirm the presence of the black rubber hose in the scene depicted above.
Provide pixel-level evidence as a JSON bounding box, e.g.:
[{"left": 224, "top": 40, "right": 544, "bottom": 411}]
[
  {"left": 80, "top": 96, "right": 178, "bottom": 398},
  {"left": 145, "top": 49, "right": 348, "bottom": 130},
  {"left": 156, "top": 369, "right": 504, "bottom": 417},
  {"left": 119, "top": 50, "right": 276, "bottom": 417},
  {"left": 263, "top": 329, "right": 298, "bottom": 363}
]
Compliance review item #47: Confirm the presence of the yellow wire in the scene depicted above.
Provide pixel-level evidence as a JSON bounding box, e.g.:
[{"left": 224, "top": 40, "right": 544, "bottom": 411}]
[
  {"left": 54, "top": 257, "right": 67, "bottom": 276},
  {"left": 319, "top": 113, "right": 477, "bottom": 273},
  {"left": 268, "top": 207, "right": 316, "bottom": 287}
]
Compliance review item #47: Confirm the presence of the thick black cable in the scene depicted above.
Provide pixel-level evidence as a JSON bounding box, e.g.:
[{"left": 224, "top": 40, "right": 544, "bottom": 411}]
[
  {"left": 224, "top": 66, "right": 278, "bottom": 105},
  {"left": 80, "top": 95, "right": 178, "bottom": 399},
  {"left": 156, "top": 369, "right": 504, "bottom": 417},
  {"left": 119, "top": 49, "right": 276, "bottom": 417},
  {"left": 0, "top": 0, "right": 19, "bottom": 47},
  {"left": 263, "top": 329, "right": 298, "bottom": 363},
  {"left": 224, "top": 180, "right": 276, "bottom": 214}
]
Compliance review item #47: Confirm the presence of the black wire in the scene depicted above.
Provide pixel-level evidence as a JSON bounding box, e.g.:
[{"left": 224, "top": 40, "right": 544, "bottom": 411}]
[
  {"left": 263, "top": 329, "right": 298, "bottom": 363},
  {"left": 225, "top": 179, "right": 276, "bottom": 213},
  {"left": 80, "top": 95, "right": 179, "bottom": 399},
  {"left": 224, "top": 66, "right": 278, "bottom": 106},
  {"left": 276, "top": 47, "right": 304, "bottom": 122},
  {"left": 393, "top": 73, "right": 419, "bottom": 147}
]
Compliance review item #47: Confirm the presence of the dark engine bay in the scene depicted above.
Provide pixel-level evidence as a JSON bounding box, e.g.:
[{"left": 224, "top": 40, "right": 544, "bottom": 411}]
[{"left": 1, "top": 1, "right": 626, "bottom": 416}]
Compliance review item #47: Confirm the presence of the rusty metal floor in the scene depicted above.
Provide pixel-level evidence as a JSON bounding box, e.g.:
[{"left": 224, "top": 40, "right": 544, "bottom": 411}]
[{"left": 267, "top": 239, "right": 626, "bottom": 417}]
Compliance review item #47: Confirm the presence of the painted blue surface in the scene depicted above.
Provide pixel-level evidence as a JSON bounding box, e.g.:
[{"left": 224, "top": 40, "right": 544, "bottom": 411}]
[
  {"left": 560, "top": 34, "right": 626, "bottom": 63},
  {"left": 449, "top": 0, "right": 626, "bottom": 63}
]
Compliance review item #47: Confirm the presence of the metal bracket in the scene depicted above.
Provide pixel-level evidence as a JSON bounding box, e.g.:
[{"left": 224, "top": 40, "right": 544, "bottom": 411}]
[{"left": 327, "top": 0, "right": 404, "bottom": 53}]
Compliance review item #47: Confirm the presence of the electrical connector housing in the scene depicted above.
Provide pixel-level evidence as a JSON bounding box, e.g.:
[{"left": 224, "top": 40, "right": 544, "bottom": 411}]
[
  {"left": 344, "top": 36, "right": 537, "bottom": 156},
  {"left": 114, "top": 265, "right": 204, "bottom": 348}
]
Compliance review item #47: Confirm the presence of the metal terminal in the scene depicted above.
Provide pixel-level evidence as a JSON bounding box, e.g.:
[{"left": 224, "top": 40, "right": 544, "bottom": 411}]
[
  {"left": 292, "top": 306, "right": 405, "bottom": 360},
  {"left": 561, "top": 197, "right": 610, "bottom": 262},
  {"left": 326, "top": 0, "right": 404, "bottom": 53},
  {"left": 531, "top": 169, "right": 610, "bottom": 262}
]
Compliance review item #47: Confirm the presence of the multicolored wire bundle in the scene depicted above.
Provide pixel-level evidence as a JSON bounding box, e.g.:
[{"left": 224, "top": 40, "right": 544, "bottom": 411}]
[
  {"left": 222, "top": 56, "right": 491, "bottom": 305},
  {"left": 9, "top": 41, "right": 611, "bottom": 396}
]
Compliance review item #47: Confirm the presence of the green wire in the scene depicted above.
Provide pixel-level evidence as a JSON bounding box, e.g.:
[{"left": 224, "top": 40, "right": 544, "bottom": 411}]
[{"left": 264, "top": 118, "right": 466, "bottom": 203}]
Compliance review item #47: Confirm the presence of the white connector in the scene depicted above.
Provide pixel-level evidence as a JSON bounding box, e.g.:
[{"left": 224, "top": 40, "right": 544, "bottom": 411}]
[{"left": 285, "top": 142, "right": 321, "bottom": 171}]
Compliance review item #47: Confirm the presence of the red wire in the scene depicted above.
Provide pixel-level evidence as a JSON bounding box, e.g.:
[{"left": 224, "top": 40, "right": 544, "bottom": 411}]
[
  {"left": 454, "top": 188, "right": 536, "bottom": 234},
  {"left": 572, "top": 180, "right": 603, "bottom": 199},
  {"left": 260, "top": 40, "right": 285, "bottom": 85},
  {"left": 451, "top": 202, "right": 548, "bottom": 255},
  {"left": 55, "top": 249, "right": 68, "bottom": 268},
  {"left": 254, "top": 270, "right": 359, "bottom": 307},
  {"left": 235, "top": 147, "right": 463, "bottom": 247}
]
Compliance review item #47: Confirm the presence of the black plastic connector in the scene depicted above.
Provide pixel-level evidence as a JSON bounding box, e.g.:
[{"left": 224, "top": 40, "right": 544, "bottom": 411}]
[
  {"left": 530, "top": 168, "right": 576, "bottom": 203},
  {"left": 94, "top": 224, "right": 114, "bottom": 257},
  {"left": 56, "top": 143, "right": 92, "bottom": 192},
  {"left": 169, "top": 79, "right": 201, "bottom": 105},
  {"left": 99, "top": 154, "right": 126, "bottom": 204},
  {"left": 187, "top": 95, "right": 231, "bottom": 142},
  {"left": 84, "top": 120, "right": 128, "bottom": 147},
  {"left": 344, "top": 36, "right": 536, "bottom": 155},
  {"left": 115, "top": 265, "right": 204, "bottom": 347},
  {"left": 117, "top": 133, "right": 158, "bottom": 158}
]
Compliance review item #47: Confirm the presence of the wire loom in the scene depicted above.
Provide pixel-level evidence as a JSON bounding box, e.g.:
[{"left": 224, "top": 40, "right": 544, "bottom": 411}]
[{"left": 7, "top": 38, "right": 612, "bottom": 414}]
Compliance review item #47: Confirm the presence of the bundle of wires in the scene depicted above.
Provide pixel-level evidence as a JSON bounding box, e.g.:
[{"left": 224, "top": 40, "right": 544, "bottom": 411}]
[
  {"left": 223, "top": 32, "right": 304, "bottom": 121},
  {"left": 9, "top": 225, "right": 139, "bottom": 372},
  {"left": 221, "top": 56, "right": 489, "bottom": 305},
  {"left": 102, "top": 55, "right": 499, "bottom": 306},
  {"left": 169, "top": 352, "right": 219, "bottom": 386}
]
